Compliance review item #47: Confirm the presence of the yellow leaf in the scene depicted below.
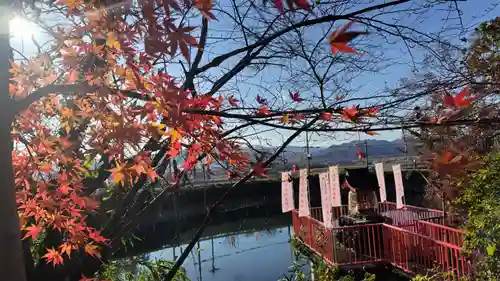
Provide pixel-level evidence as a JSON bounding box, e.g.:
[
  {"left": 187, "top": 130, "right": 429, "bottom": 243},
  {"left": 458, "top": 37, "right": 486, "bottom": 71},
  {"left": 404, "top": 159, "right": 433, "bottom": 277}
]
[
  {"left": 280, "top": 114, "right": 290, "bottom": 124},
  {"left": 166, "top": 128, "right": 181, "bottom": 143},
  {"left": 106, "top": 32, "right": 121, "bottom": 49}
]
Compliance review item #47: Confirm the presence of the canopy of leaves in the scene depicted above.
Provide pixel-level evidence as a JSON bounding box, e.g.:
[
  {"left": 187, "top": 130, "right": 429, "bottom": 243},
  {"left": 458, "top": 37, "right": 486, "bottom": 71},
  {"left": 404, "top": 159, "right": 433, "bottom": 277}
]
[
  {"left": 467, "top": 17, "right": 500, "bottom": 86},
  {"left": 456, "top": 153, "right": 500, "bottom": 281}
]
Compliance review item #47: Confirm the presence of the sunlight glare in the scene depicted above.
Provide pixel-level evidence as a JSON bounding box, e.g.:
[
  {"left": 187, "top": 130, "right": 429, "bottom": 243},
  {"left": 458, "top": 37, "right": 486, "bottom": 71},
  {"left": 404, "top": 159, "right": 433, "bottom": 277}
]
[{"left": 9, "top": 16, "right": 36, "bottom": 39}]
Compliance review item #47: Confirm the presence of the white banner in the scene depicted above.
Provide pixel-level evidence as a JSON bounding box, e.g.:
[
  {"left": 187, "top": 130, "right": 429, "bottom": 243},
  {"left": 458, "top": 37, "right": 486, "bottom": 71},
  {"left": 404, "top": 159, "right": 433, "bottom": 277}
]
[
  {"left": 328, "top": 165, "right": 341, "bottom": 207},
  {"left": 298, "top": 169, "right": 310, "bottom": 217},
  {"left": 375, "top": 162, "right": 387, "bottom": 202},
  {"left": 392, "top": 164, "right": 405, "bottom": 209},
  {"left": 319, "top": 172, "right": 333, "bottom": 228},
  {"left": 281, "top": 172, "right": 294, "bottom": 213}
]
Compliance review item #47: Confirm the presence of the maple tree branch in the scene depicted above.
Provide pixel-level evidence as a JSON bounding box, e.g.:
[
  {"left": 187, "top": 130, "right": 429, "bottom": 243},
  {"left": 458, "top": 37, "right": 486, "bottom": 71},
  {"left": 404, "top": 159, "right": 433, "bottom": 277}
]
[
  {"left": 193, "top": 0, "right": 410, "bottom": 74},
  {"left": 109, "top": 120, "right": 258, "bottom": 246},
  {"left": 13, "top": 83, "right": 97, "bottom": 115},
  {"left": 191, "top": 17, "right": 208, "bottom": 72}
]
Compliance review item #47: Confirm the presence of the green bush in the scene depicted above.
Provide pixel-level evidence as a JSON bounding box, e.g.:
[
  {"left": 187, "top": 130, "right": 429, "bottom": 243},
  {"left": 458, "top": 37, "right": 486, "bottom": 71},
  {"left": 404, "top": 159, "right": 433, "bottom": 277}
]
[{"left": 456, "top": 154, "right": 500, "bottom": 281}]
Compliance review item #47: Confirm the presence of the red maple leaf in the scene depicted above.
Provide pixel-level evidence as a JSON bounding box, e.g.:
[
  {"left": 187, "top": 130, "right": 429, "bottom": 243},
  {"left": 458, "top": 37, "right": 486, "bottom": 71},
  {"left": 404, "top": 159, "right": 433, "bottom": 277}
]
[
  {"left": 443, "top": 87, "right": 475, "bottom": 109},
  {"left": 256, "top": 106, "right": 271, "bottom": 116},
  {"left": 341, "top": 105, "right": 358, "bottom": 121},
  {"left": 270, "top": 0, "right": 310, "bottom": 13},
  {"left": 321, "top": 112, "right": 332, "bottom": 120},
  {"left": 289, "top": 91, "right": 304, "bottom": 102},
  {"left": 335, "top": 94, "right": 345, "bottom": 101},
  {"left": 329, "top": 21, "right": 369, "bottom": 56},
  {"left": 228, "top": 95, "right": 239, "bottom": 107},
  {"left": 23, "top": 224, "right": 43, "bottom": 240},
  {"left": 167, "top": 25, "right": 198, "bottom": 61},
  {"left": 251, "top": 162, "right": 270, "bottom": 178},
  {"left": 256, "top": 95, "right": 267, "bottom": 105},
  {"left": 79, "top": 275, "right": 97, "bottom": 281}
]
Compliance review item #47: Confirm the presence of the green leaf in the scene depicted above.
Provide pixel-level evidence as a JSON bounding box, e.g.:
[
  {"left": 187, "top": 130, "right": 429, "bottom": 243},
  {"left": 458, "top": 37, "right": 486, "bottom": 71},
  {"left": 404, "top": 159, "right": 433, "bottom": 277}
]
[{"left": 487, "top": 244, "right": 496, "bottom": 256}]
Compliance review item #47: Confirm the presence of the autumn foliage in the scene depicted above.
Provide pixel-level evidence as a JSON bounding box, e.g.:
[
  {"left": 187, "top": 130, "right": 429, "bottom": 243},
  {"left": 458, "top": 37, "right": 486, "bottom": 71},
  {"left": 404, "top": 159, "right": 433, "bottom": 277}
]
[{"left": 8, "top": 0, "right": 383, "bottom": 273}]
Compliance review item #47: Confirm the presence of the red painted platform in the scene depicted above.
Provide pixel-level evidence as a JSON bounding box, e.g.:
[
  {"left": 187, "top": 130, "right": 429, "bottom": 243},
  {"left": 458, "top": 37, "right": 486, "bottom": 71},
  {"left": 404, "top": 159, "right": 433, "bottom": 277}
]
[{"left": 292, "top": 202, "right": 474, "bottom": 280}]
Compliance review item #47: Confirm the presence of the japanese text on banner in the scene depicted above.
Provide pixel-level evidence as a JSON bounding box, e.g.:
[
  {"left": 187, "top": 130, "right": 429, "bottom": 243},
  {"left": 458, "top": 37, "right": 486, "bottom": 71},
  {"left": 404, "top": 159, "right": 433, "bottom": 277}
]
[
  {"left": 328, "top": 165, "right": 341, "bottom": 207},
  {"left": 319, "top": 172, "right": 333, "bottom": 228},
  {"left": 375, "top": 163, "right": 387, "bottom": 202},
  {"left": 281, "top": 172, "right": 294, "bottom": 213},
  {"left": 298, "top": 169, "right": 310, "bottom": 217},
  {"left": 392, "top": 164, "right": 405, "bottom": 209}
]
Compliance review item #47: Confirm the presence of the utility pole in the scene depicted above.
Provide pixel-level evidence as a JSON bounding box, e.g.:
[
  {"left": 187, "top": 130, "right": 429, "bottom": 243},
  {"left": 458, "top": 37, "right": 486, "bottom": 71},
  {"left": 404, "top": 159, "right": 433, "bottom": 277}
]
[
  {"left": 364, "top": 140, "right": 368, "bottom": 168},
  {"left": 306, "top": 131, "right": 312, "bottom": 173}
]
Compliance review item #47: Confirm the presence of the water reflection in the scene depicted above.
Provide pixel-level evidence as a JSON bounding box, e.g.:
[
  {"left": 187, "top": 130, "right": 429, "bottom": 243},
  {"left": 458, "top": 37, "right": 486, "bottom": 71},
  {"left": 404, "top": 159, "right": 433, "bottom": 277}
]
[{"left": 149, "top": 224, "right": 299, "bottom": 281}]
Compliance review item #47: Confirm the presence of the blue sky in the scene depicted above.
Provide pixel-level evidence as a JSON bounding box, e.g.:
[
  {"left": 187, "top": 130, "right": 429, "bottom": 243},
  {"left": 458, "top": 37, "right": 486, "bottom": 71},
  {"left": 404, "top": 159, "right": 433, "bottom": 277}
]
[
  {"left": 198, "top": 0, "right": 500, "bottom": 148},
  {"left": 10, "top": 0, "right": 500, "bottom": 149}
]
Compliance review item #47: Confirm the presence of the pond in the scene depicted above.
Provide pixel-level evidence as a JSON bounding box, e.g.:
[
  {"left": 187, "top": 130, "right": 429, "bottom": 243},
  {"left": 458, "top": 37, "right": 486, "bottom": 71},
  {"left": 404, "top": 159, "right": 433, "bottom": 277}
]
[
  {"left": 148, "top": 215, "right": 300, "bottom": 281},
  {"left": 144, "top": 213, "right": 410, "bottom": 281}
]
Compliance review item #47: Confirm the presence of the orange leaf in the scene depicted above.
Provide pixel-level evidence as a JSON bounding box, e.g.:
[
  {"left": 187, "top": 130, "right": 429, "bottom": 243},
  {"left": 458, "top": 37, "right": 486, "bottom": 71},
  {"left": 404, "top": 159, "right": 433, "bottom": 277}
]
[
  {"left": 195, "top": 0, "right": 217, "bottom": 19},
  {"left": 59, "top": 242, "right": 73, "bottom": 257},
  {"left": 329, "top": 21, "right": 368, "bottom": 56},
  {"left": 147, "top": 168, "right": 159, "bottom": 182},
  {"left": 166, "top": 128, "right": 182, "bottom": 143},
  {"left": 108, "top": 162, "right": 127, "bottom": 186},
  {"left": 43, "top": 248, "right": 64, "bottom": 266},
  {"left": 365, "top": 131, "right": 377, "bottom": 136},
  {"left": 84, "top": 243, "right": 101, "bottom": 259}
]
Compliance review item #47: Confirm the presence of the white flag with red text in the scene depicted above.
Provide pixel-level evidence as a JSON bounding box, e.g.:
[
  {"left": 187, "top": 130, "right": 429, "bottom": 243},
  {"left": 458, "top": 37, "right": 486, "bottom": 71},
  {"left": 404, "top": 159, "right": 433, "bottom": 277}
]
[
  {"left": 375, "top": 162, "right": 387, "bottom": 202},
  {"left": 298, "top": 169, "right": 310, "bottom": 217},
  {"left": 281, "top": 172, "right": 294, "bottom": 213},
  {"left": 328, "top": 165, "right": 341, "bottom": 207},
  {"left": 319, "top": 172, "right": 333, "bottom": 228},
  {"left": 392, "top": 164, "right": 405, "bottom": 209}
]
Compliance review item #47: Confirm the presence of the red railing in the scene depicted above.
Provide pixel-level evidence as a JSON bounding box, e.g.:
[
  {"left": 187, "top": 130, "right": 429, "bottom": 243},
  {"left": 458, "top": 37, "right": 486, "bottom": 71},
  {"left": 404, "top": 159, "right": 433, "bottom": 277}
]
[
  {"left": 292, "top": 210, "right": 385, "bottom": 266},
  {"left": 384, "top": 224, "right": 473, "bottom": 280},
  {"left": 292, "top": 206, "right": 473, "bottom": 279},
  {"left": 415, "top": 220, "right": 466, "bottom": 247},
  {"left": 311, "top": 202, "right": 443, "bottom": 230}
]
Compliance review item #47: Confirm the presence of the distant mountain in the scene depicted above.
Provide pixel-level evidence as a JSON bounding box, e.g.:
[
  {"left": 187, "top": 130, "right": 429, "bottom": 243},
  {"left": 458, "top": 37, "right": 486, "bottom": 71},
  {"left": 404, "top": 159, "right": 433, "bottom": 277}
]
[
  {"left": 309, "top": 139, "right": 407, "bottom": 165},
  {"left": 182, "top": 138, "right": 412, "bottom": 181},
  {"left": 237, "top": 139, "right": 408, "bottom": 166}
]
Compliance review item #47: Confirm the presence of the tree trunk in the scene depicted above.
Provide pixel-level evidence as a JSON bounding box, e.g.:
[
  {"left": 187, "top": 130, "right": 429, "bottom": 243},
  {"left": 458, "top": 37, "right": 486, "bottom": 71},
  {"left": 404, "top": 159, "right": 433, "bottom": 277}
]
[{"left": 0, "top": 7, "right": 28, "bottom": 281}]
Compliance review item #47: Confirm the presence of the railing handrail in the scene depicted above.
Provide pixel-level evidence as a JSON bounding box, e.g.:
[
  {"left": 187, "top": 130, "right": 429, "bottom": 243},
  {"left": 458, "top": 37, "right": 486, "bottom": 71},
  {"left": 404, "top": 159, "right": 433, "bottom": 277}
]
[
  {"left": 382, "top": 223, "right": 463, "bottom": 250},
  {"left": 416, "top": 219, "right": 466, "bottom": 234}
]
